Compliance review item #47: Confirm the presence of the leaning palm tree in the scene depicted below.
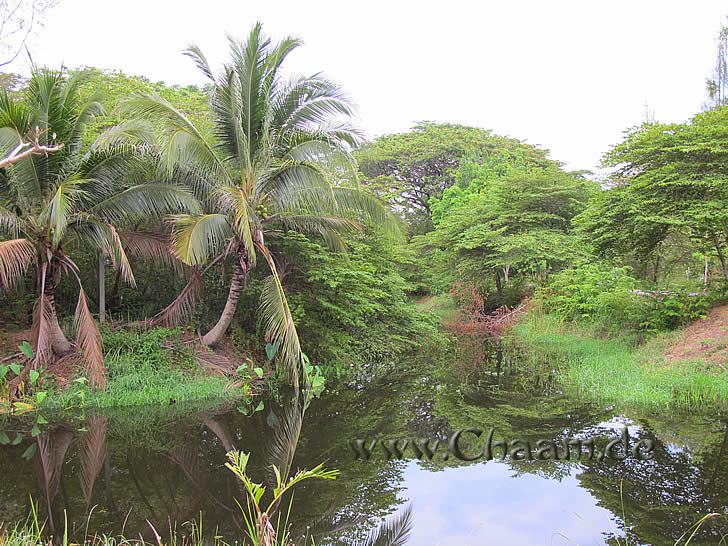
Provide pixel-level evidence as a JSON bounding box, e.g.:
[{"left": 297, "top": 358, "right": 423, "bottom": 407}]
[
  {"left": 123, "top": 23, "right": 397, "bottom": 381},
  {"left": 0, "top": 69, "right": 199, "bottom": 388}
]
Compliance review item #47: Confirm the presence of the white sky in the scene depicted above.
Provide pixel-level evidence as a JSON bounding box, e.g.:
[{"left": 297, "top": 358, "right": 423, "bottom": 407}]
[{"left": 11, "top": 0, "right": 728, "bottom": 171}]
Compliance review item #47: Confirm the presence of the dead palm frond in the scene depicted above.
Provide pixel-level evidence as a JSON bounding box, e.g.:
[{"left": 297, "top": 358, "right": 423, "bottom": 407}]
[
  {"left": 0, "top": 238, "right": 35, "bottom": 290},
  {"left": 148, "top": 268, "right": 202, "bottom": 328},
  {"left": 73, "top": 288, "right": 105, "bottom": 389},
  {"left": 79, "top": 414, "right": 108, "bottom": 505}
]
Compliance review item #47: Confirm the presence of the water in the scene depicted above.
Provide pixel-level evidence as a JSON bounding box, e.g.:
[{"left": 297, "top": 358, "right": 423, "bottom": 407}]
[{"left": 1, "top": 338, "right": 728, "bottom": 545}]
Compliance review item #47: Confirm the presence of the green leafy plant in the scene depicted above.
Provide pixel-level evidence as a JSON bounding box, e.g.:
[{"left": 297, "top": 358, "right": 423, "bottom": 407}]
[
  {"left": 225, "top": 450, "right": 338, "bottom": 546},
  {"left": 0, "top": 69, "right": 198, "bottom": 390}
]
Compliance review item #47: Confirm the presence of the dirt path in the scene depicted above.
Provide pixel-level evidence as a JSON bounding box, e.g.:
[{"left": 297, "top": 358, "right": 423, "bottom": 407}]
[{"left": 664, "top": 304, "right": 728, "bottom": 366}]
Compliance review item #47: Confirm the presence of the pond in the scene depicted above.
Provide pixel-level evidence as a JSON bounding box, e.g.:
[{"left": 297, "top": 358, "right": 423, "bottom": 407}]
[{"left": 1, "top": 337, "right": 727, "bottom": 545}]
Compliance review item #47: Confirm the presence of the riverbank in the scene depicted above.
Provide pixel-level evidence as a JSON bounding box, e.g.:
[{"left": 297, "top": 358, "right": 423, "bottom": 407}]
[
  {"left": 513, "top": 311, "right": 728, "bottom": 412},
  {"left": 1, "top": 327, "right": 250, "bottom": 414}
]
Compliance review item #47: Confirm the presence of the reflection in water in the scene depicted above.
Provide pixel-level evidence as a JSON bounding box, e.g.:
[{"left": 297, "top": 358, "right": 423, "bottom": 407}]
[{"left": 1, "top": 336, "right": 727, "bottom": 544}]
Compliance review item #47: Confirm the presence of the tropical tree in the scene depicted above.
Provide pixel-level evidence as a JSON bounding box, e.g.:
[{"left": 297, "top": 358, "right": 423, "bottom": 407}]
[
  {"left": 123, "top": 23, "right": 396, "bottom": 382},
  {"left": 0, "top": 69, "right": 199, "bottom": 388},
  {"left": 356, "top": 123, "right": 555, "bottom": 233},
  {"left": 416, "top": 159, "right": 593, "bottom": 300},
  {"left": 579, "top": 108, "right": 728, "bottom": 283}
]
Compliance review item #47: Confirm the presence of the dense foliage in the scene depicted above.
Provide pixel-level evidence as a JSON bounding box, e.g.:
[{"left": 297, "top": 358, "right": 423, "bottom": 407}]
[
  {"left": 356, "top": 123, "right": 555, "bottom": 233},
  {"left": 0, "top": 22, "right": 727, "bottom": 398},
  {"left": 0, "top": 26, "right": 432, "bottom": 393}
]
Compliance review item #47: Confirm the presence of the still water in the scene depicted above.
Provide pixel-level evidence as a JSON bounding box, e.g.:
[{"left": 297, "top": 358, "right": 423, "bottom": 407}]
[{"left": 1, "top": 339, "right": 727, "bottom": 545}]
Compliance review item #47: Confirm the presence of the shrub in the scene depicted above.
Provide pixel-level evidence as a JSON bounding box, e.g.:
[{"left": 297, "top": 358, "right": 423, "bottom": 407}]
[
  {"left": 636, "top": 291, "right": 711, "bottom": 333},
  {"left": 538, "top": 263, "right": 640, "bottom": 328},
  {"left": 538, "top": 263, "right": 712, "bottom": 334}
]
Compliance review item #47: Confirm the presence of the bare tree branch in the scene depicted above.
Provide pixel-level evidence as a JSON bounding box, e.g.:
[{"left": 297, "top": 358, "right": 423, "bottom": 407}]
[
  {"left": 0, "top": 127, "right": 63, "bottom": 169},
  {"left": 0, "top": 0, "right": 58, "bottom": 67}
]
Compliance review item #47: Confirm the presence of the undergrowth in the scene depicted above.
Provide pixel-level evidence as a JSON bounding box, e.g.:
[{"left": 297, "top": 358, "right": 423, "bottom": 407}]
[{"left": 41, "top": 328, "right": 241, "bottom": 411}]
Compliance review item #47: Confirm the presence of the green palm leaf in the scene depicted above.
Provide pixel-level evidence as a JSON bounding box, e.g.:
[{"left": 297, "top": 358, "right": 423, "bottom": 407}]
[
  {"left": 257, "top": 244, "right": 303, "bottom": 386},
  {"left": 171, "top": 213, "right": 232, "bottom": 265},
  {"left": 90, "top": 183, "right": 201, "bottom": 225}
]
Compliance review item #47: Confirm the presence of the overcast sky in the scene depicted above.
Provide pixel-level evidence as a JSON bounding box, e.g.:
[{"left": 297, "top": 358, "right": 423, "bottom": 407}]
[{"left": 12, "top": 0, "right": 728, "bottom": 171}]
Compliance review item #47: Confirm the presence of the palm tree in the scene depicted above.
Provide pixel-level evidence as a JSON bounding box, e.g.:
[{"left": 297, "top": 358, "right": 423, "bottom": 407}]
[
  {"left": 0, "top": 69, "right": 199, "bottom": 388},
  {"left": 124, "top": 23, "right": 397, "bottom": 381}
]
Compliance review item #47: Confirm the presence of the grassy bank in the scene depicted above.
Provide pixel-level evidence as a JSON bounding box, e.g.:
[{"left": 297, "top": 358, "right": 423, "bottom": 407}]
[
  {"left": 513, "top": 313, "right": 728, "bottom": 412},
  {"left": 34, "top": 328, "right": 245, "bottom": 412}
]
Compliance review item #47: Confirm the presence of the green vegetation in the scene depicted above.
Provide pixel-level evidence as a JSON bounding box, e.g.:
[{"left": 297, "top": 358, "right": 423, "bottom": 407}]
[
  {"left": 0, "top": 23, "right": 424, "bottom": 407},
  {"left": 3, "top": 11, "right": 728, "bottom": 546},
  {"left": 538, "top": 263, "right": 714, "bottom": 335},
  {"left": 514, "top": 314, "right": 728, "bottom": 411},
  {"left": 42, "top": 328, "right": 239, "bottom": 410},
  {"left": 0, "top": 16, "right": 726, "bottom": 419}
]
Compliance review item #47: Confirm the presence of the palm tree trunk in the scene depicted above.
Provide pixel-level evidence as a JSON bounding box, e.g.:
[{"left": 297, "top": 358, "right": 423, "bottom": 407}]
[
  {"left": 202, "top": 260, "right": 246, "bottom": 347},
  {"left": 44, "top": 274, "right": 72, "bottom": 355}
]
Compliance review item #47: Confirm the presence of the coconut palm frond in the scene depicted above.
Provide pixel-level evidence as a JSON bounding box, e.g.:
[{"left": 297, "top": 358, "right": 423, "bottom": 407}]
[
  {"left": 171, "top": 213, "right": 232, "bottom": 266},
  {"left": 265, "top": 399, "right": 304, "bottom": 488},
  {"left": 148, "top": 269, "right": 202, "bottom": 328},
  {"left": 355, "top": 506, "right": 413, "bottom": 546},
  {"left": 276, "top": 214, "right": 360, "bottom": 251},
  {"left": 90, "top": 183, "right": 202, "bottom": 225},
  {"left": 118, "top": 231, "right": 184, "bottom": 273},
  {"left": 35, "top": 428, "right": 74, "bottom": 509},
  {"left": 257, "top": 244, "right": 303, "bottom": 386},
  {"left": 92, "top": 119, "right": 156, "bottom": 150},
  {"left": 43, "top": 178, "right": 86, "bottom": 248},
  {"left": 67, "top": 215, "right": 136, "bottom": 287},
  {"left": 0, "top": 238, "right": 35, "bottom": 291},
  {"left": 184, "top": 43, "right": 216, "bottom": 82},
  {"left": 0, "top": 205, "right": 21, "bottom": 238},
  {"left": 272, "top": 76, "right": 358, "bottom": 140},
  {"left": 276, "top": 186, "right": 403, "bottom": 240},
  {"left": 103, "top": 222, "right": 136, "bottom": 287},
  {"left": 217, "top": 185, "right": 257, "bottom": 264},
  {"left": 76, "top": 144, "right": 152, "bottom": 204},
  {"left": 31, "top": 288, "right": 54, "bottom": 368},
  {"left": 79, "top": 415, "right": 107, "bottom": 506},
  {"left": 74, "top": 287, "right": 106, "bottom": 390},
  {"left": 261, "top": 160, "right": 333, "bottom": 203},
  {"left": 119, "top": 94, "right": 229, "bottom": 182}
]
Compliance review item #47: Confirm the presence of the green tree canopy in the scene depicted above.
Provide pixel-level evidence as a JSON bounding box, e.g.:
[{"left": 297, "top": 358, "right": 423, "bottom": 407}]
[
  {"left": 578, "top": 107, "right": 728, "bottom": 281},
  {"left": 356, "top": 123, "right": 555, "bottom": 233},
  {"left": 419, "top": 165, "right": 594, "bottom": 301}
]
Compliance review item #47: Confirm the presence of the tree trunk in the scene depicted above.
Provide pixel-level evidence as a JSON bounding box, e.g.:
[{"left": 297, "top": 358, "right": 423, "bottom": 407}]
[
  {"left": 715, "top": 240, "right": 728, "bottom": 280},
  {"left": 705, "top": 255, "right": 710, "bottom": 288},
  {"left": 202, "top": 260, "right": 246, "bottom": 347},
  {"left": 494, "top": 270, "right": 503, "bottom": 303},
  {"left": 98, "top": 251, "right": 106, "bottom": 323},
  {"left": 44, "top": 278, "right": 72, "bottom": 355}
]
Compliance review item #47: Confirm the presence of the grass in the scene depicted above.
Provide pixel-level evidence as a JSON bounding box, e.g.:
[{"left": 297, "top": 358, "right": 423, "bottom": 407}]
[
  {"left": 0, "top": 502, "right": 223, "bottom": 546},
  {"left": 416, "top": 293, "right": 459, "bottom": 323},
  {"left": 513, "top": 313, "right": 728, "bottom": 412},
  {"left": 40, "top": 328, "right": 244, "bottom": 412}
]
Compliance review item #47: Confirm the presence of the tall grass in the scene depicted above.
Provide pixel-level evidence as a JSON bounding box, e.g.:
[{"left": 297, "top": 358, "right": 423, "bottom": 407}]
[
  {"left": 0, "top": 500, "right": 227, "bottom": 546},
  {"left": 514, "top": 313, "right": 728, "bottom": 412}
]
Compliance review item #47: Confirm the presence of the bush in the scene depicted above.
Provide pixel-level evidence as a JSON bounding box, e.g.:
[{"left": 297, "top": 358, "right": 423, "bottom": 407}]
[
  {"left": 538, "top": 263, "right": 640, "bottom": 328},
  {"left": 538, "top": 263, "right": 712, "bottom": 334},
  {"left": 636, "top": 291, "right": 711, "bottom": 333}
]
